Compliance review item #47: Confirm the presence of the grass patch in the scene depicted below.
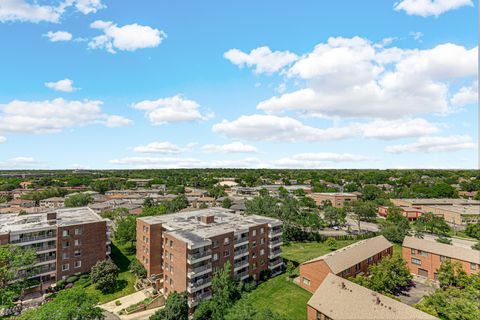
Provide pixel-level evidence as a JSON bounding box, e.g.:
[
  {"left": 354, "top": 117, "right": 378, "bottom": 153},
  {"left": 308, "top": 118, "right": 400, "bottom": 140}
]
[
  {"left": 234, "top": 240, "right": 359, "bottom": 319},
  {"left": 82, "top": 241, "right": 137, "bottom": 304}
]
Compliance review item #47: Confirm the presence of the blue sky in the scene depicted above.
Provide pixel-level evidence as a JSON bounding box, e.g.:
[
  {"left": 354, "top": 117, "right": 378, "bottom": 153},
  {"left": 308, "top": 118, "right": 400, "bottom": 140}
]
[{"left": 0, "top": 0, "right": 478, "bottom": 169}]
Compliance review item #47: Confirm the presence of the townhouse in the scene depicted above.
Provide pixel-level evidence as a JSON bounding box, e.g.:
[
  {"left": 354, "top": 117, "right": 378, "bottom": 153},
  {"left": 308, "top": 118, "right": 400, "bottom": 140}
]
[
  {"left": 136, "top": 208, "right": 283, "bottom": 308},
  {"left": 300, "top": 235, "right": 393, "bottom": 293},
  {"left": 0, "top": 207, "right": 111, "bottom": 291},
  {"left": 402, "top": 235, "right": 479, "bottom": 280},
  {"left": 307, "top": 273, "right": 438, "bottom": 320}
]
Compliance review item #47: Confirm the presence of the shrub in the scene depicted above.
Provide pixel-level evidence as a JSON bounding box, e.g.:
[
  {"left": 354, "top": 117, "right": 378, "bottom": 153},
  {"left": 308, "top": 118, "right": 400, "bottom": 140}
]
[
  {"left": 115, "top": 300, "right": 122, "bottom": 306},
  {"left": 436, "top": 236, "right": 452, "bottom": 245},
  {"left": 56, "top": 280, "right": 66, "bottom": 290},
  {"left": 66, "top": 276, "right": 78, "bottom": 284}
]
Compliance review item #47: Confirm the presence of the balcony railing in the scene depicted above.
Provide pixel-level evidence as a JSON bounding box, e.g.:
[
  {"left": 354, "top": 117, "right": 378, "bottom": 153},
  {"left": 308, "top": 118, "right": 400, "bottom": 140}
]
[
  {"left": 234, "top": 259, "right": 249, "bottom": 269},
  {"left": 11, "top": 233, "right": 56, "bottom": 244},
  {"left": 36, "top": 255, "right": 56, "bottom": 263},
  {"left": 188, "top": 249, "right": 211, "bottom": 261},
  {"left": 188, "top": 263, "right": 212, "bottom": 275},
  {"left": 189, "top": 276, "right": 212, "bottom": 288},
  {"left": 269, "top": 228, "right": 282, "bottom": 237},
  {"left": 189, "top": 291, "right": 212, "bottom": 306},
  {"left": 235, "top": 271, "right": 249, "bottom": 279},
  {"left": 234, "top": 247, "right": 249, "bottom": 256}
]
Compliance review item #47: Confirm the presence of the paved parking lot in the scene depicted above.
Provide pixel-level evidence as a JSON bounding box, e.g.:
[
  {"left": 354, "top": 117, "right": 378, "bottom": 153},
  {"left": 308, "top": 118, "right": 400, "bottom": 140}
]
[{"left": 398, "top": 281, "right": 436, "bottom": 306}]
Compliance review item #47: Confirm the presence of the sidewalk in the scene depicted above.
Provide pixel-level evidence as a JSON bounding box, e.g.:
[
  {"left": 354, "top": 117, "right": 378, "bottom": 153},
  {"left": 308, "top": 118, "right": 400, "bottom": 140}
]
[{"left": 100, "top": 288, "right": 163, "bottom": 319}]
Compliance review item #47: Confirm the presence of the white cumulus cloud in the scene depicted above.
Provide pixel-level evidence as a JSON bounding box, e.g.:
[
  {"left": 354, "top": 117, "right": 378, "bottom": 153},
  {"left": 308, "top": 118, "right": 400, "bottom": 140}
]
[
  {"left": 0, "top": 136, "right": 6, "bottom": 144},
  {"left": 45, "top": 78, "right": 78, "bottom": 92},
  {"left": 132, "top": 95, "right": 212, "bottom": 125},
  {"left": 202, "top": 142, "right": 258, "bottom": 153},
  {"left": 44, "top": 31, "right": 72, "bottom": 42},
  {"left": 255, "top": 38, "right": 477, "bottom": 119},
  {"left": 358, "top": 118, "right": 440, "bottom": 139},
  {"left": 74, "top": 0, "right": 105, "bottom": 14},
  {"left": 394, "top": 0, "right": 473, "bottom": 17},
  {"left": 385, "top": 135, "right": 476, "bottom": 153},
  {"left": 450, "top": 81, "right": 478, "bottom": 106},
  {"left": 224, "top": 46, "right": 298, "bottom": 74},
  {"left": 0, "top": 98, "right": 130, "bottom": 134},
  {"left": 133, "top": 141, "right": 195, "bottom": 154},
  {"left": 105, "top": 115, "right": 132, "bottom": 128},
  {"left": 0, "top": 156, "right": 42, "bottom": 169},
  {"left": 89, "top": 20, "right": 166, "bottom": 54}
]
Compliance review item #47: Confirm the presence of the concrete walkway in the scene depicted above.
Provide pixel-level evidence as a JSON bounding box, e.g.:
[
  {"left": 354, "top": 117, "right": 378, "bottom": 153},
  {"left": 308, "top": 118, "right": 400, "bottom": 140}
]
[{"left": 100, "top": 288, "right": 163, "bottom": 319}]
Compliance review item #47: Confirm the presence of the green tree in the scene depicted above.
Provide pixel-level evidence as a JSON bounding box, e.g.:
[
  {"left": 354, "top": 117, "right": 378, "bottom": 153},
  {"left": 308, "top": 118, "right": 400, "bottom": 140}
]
[
  {"left": 286, "top": 261, "right": 296, "bottom": 279},
  {"left": 472, "top": 242, "right": 480, "bottom": 251},
  {"left": 225, "top": 300, "right": 288, "bottom": 320},
  {"left": 199, "top": 203, "right": 208, "bottom": 209},
  {"left": 129, "top": 258, "right": 147, "bottom": 278},
  {"left": 346, "top": 200, "right": 377, "bottom": 232},
  {"left": 465, "top": 223, "right": 480, "bottom": 240},
  {"left": 150, "top": 291, "right": 188, "bottom": 320},
  {"left": 379, "top": 207, "right": 410, "bottom": 243},
  {"left": 222, "top": 197, "right": 233, "bottom": 209},
  {"left": 361, "top": 185, "right": 384, "bottom": 201},
  {"left": 436, "top": 260, "right": 469, "bottom": 288},
  {"left": 64, "top": 193, "right": 93, "bottom": 207},
  {"left": 143, "top": 197, "right": 154, "bottom": 208},
  {"left": 323, "top": 206, "right": 346, "bottom": 226},
  {"left": 115, "top": 215, "right": 137, "bottom": 248},
  {"left": 20, "top": 287, "right": 104, "bottom": 320},
  {"left": 350, "top": 254, "right": 412, "bottom": 295},
  {"left": 325, "top": 237, "right": 337, "bottom": 250},
  {"left": 90, "top": 259, "right": 119, "bottom": 293},
  {"left": 413, "top": 212, "right": 451, "bottom": 236},
  {"left": 0, "top": 244, "right": 36, "bottom": 307}
]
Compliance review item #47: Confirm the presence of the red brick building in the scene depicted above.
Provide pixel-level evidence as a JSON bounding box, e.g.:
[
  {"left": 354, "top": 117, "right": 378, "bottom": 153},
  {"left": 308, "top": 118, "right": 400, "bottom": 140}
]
[
  {"left": 136, "top": 208, "right": 283, "bottom": 308},
  {"left": 300, "top": 235, "right": 393, "bottom": 293},
  {"left": 402, "top": 236, "right": 479, "bottom": 280}
]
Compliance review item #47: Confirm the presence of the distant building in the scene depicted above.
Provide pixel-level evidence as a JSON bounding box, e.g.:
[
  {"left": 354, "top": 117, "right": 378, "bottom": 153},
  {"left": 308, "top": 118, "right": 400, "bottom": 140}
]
[
  {"left": 308, "top": 192, "right": 358, "bottom": 208},
  {"left": 39, "top": 197, "right": 65, "bottom": 209},
  {"left": 300, "top": 236, "right": 393, "bottom": 293},
  {"left": 307, "top": 273, "right": 438, "bottom": 320},
  {"left": 127, "top": 178, "right": 153, "bottom": 188},
  {"left": 402, "top": 236, "right": 479, "bottom": 280},
  {"left": 136, "top": 208, "right": 283, "bottom": 308},
  {"left": 378, "top": 205, "right": 424, "bottom": 221},
  {"left": 459, "top": 191, "right": 478, "bottom": 199},
  {"left": 8, "top": 199, "right": 35, "bottom": 208},
  {"left": 0, "top": 207, "right": 110, "bottom": 291}
]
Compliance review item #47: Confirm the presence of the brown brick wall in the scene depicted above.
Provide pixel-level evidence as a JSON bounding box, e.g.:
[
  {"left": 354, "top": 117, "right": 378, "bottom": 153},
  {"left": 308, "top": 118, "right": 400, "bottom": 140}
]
[
  {"left": 136, "top": 220, "right": 163, "bottom": 277},
  {"left": 248, "top": 224, "right": 268, "bottom": 280},
  {"left": 211, "top": 232, "right": 234, "bottom": 274},
  {"left": 163, "top": 233, "right": 188, "bottom": 294},
  {"left": 0, "top": 232, "right": 9, "bottom": 245},
  {"left": 56, "top": 221, "right": 107, "bottom": 279},
  {"left": 307, "top": 305, "right": 318, "bottom": 320},
  {"left": 402, "top": 246, "right": 478, "bottom": 280}
]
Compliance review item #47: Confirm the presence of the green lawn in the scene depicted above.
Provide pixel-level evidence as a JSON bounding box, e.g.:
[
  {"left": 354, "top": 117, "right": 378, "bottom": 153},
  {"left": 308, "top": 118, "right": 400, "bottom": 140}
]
[
  {"left": 233, "top": 240, "right": 359, "bottom": 320},
  {"left": 81, "top": 242, "right": 137, "bottom": 304}
]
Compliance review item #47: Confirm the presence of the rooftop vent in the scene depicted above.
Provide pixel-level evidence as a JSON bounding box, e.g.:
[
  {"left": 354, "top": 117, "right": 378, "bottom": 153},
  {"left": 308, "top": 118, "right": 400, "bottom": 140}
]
[{"left": 200, "top": 215, "right": 215, "bottom": 224}]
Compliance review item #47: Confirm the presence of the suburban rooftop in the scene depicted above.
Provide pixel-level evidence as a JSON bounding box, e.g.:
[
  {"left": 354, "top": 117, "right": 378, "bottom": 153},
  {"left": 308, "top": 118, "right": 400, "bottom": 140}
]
[
  {"left": 139, "top": 208, "right": 282, "bottom": 247},
  {"left": 308, "top": 273, "right": 438, "bottom": 320},
  {"left": 403, "top": 236, "right": 480, "bottom": 264},
  {"left": 303, "top": 235, "right": 392, "bottom": 274}
]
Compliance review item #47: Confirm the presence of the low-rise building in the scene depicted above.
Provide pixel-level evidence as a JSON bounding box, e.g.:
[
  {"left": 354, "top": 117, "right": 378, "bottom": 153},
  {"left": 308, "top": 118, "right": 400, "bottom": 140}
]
[
  {"left": 402, "top": 235, "right": 479, "bottom": 280},
  {"left": 307, "top": 273, "right": 438, "bottom": 320},
  {"left": 300, "top": 236, "right": 393, "bottom": 293},
  {"left": 0, "top": 207, "right": 110, "bottom": 291},
  {"left": 136, "top": 208, "right": 283, "bottom": 308},
  {"left": 8, "top": 199, "right": 35, "bottom": 208},
  {"left": 378, "top": 205, "right": 424, "bottom": 221},
  {"left": 39, "top": 197, "right": 65, "bottom": 209},
  {"left": 308, "top": 192, "right": 358, "bottom": 208}
]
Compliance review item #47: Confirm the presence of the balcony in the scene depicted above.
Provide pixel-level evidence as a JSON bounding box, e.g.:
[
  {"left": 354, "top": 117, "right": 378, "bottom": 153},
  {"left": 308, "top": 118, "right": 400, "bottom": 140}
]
[
  {"left": 36, "top": 254, "right": 56, "bottom": 264},
  {"left": 187, "top": 263, "right": 212, "bottom": 278},
  {"left": 187, "top": 249, "right": 212, "bottom": 264},
  {"left": 233, "top": 246, "right": 249, "bottom": 258},
  {"left": 268, "top": 228, "right": 282, "bottom": 237},
  {"left": 268, "top": 238, "right": 282, "bottom": 248},
  {"left": 188, "top": 276, "right": 212, "bottom": 293},
  {"left": 11, "top": 232, "right": 56, "bottom": 244},
  {"left": 33, "top": 245, "right": 57, "bottom": 253},
  {"left": 268, "top": 249, "right": 282, "bottom": 259},
  {"left": 188, "top": 291, "right": 212, "bottom": 307},
  {"left": 268, "top": 259, "right": 284, "bottom": 270},
  {"left": 234, "top": 270, "right": 249, "bottom": 281},
  {"left": 234, "top": 236, "right": 249, "bottom": 247},
  {"left": 233, "top": 259, "right": 249, "bottom": 271}
]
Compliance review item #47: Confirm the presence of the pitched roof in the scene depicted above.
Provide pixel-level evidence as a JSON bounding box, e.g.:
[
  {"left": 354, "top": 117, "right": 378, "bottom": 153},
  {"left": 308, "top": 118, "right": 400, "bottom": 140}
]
[
  {"left": 403, "top": 236, "right": 480, "bottom": 264},
  {"left": 308, "top": 273, "right": 438, "bottom": 320},
  {"left": 302, "top": 235, "right": 392, "bottom": 274}
]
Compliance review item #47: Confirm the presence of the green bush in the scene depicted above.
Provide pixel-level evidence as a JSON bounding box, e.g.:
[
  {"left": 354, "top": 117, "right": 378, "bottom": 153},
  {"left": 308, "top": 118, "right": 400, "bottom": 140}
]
[
  {"left": 56, "top": 280, "right": 66, "bottom": 290},
  {"left": 115, "top": 300, "right": 122, "bottom": 306},
  {"left": 66, "top": 276, "right": 78, "bottom": 284}
]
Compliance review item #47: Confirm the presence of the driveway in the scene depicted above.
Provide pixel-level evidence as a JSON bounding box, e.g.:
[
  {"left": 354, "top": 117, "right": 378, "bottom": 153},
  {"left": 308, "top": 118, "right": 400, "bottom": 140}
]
[{"left": 398, "top": 281, "right": 436, "bottom": 306}]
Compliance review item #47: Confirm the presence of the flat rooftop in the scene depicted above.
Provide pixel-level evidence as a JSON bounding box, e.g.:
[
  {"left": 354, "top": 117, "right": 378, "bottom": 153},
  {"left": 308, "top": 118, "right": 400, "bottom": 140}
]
[
  {"left": 0, "top": 207, "right": 107, "bottom": 233},
  {"left": 139, "top": 208, "right": 282, "bottom": 247},
  {"left": 309, "top": 192, "right": 358, "bottom": 197},
  {"left": 393, "top": 198, "right": 480, "bottom": 206},
  {"left": 426, "top": 205, "right": 480, "bottom": 215}
]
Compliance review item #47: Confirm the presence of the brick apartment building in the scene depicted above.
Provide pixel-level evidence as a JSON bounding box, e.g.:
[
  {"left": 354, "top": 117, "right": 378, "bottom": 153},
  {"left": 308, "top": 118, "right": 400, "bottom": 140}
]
[
  {"left": 136, "top": 208, "right": 283, "bottom": 308},
  {"left": 0, "top": 207, "right": 111, "bottom": 290},
  {"left": 378, "top": 205, "right": 424, "bottom": 221},
  {"left": 300, "top": 235, "right": 393, "bottom": 293},
  {"left": 307, "top": 273, "right": 438, "bottom": 320},
  {"left": 402, "top": 236, "right": 479, "bottom": 280},
  {"left": 308, "top": 192, "right": 358, "bottom": 208}
]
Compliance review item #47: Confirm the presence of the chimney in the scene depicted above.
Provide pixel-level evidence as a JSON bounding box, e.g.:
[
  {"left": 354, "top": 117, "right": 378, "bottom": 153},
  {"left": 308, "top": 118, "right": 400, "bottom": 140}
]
[{"left": 200, "top": 215, "right": 215, "bottom": 224}]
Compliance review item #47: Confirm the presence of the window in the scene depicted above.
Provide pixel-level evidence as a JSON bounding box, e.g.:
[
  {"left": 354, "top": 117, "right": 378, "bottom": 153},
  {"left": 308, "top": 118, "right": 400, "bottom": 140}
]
[
  {"left": 341, "top": 269, "right": 350, "bottom": 277},
  {"left": 260, "top": 228, "right": 264, "bottom": 234},
  {"left": 302, "top": 277, "right": 311, "bottom": 286},
  {"left": 252, "top": 241, "right": 257, "bottom": 248},
  {"left": 63, "top": 241, "right": 70, "bottom": 248},
  {"left": 74, "top": 228, "right": 81, "bottom": 235},
  {"left": 62, "top": 264, "right": 69, "bottom": 271},
  {"left": 471, "top": 263, "right": 477, "bottom": 271},
  {"left": 62, "top": 252, "right": 69, "bottom": 260},
  {"left": 355, "top": 263, "right": 361, "bottom": 272},
  {"left": 260, "top": 238, "right": 265, "bottom": 245},
  {"left": 74, "top": 239, "right": 81, "bottom": 246},
  {"left": 170, "top": 240, "right": 173, "bottom": 248},
  {"left": 419, "top": 250, "right": 428, "bottom": 257},
  {"left": 251, "top": 252, "right": 257, "bottom": 259},
  {"left": 145, "top": 258, "right": 149, "bottom": 263},
  {"left": 260, "top": 249, "right": 265, "bottom": 256},
  {"left": 212, "top": 240, "right": 219, "bottom": 248},
  {"left": 224, "top": 249, "right": 230, "bottom": 257},
  {"left": 74, "top": 261, "right": 82, "bottom": 268},
  {"left": 440, "top": 256, "right": 447, "bottom": 262},
  {"left": 412, "top": 258, "right": 422, "bottom": 266},
  {"left": 252, "top": 262, "right": 257, "bottom": 270},
  {"left": 170, "top": 253, "right": 173, "bottom": 261},
  {"left": 62, "top": 230, "right": 69, "bottom": 237},
  {"left": 252, "top": 230, "right": 256, "bottom": 237},
  {"left": 260, "top": 259, "right": 266, "bottom": 265},
  {"left": 368, "top": 256, "right": 374, "bottom": 264},
  {"left": 411, "top": 248, "right": 415, "bottom": 256},
  {"left": 74, "top": 249, "right": 81, "bottom": 257},
  {"left": 213, "top": 253, "right": 219, "bottom": 261},
  {"left": 224, "top": 237, "right": 230, "bottom": 245}
]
